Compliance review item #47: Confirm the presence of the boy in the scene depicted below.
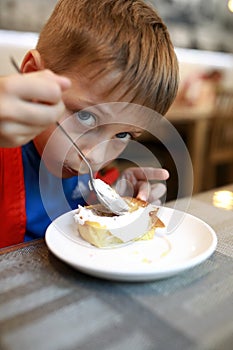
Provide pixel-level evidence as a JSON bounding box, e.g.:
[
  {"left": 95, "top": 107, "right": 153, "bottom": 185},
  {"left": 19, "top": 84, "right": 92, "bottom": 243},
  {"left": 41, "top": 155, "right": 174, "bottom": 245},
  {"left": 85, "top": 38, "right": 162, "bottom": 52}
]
[{"left": 0, "top": 0, "right": 179, "bottom": 248}]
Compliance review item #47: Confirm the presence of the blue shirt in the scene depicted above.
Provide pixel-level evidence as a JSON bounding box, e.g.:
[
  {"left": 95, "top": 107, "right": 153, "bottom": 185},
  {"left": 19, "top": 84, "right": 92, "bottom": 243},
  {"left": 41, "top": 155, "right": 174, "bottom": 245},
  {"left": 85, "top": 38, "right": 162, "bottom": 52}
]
[{"left": 22, "top": 141, "right": 89, "bottom": 241}]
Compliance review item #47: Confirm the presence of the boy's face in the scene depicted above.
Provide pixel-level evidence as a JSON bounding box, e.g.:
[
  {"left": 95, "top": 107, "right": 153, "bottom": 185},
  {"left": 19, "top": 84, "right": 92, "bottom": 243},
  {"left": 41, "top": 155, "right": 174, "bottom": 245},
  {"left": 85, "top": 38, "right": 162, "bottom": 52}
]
[{"left": 34, "top": 70, "right": 152, "bottom": 178}]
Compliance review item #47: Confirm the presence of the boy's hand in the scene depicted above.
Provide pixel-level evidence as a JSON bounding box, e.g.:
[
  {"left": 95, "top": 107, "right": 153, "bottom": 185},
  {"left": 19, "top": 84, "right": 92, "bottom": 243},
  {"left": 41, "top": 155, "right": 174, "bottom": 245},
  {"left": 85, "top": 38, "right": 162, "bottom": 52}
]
[
  {"left": 0, "top": 70, "right": 71, "bottom": 147},
  {"left": 115, "top": 167, "right": 169, "bottom": 205}
]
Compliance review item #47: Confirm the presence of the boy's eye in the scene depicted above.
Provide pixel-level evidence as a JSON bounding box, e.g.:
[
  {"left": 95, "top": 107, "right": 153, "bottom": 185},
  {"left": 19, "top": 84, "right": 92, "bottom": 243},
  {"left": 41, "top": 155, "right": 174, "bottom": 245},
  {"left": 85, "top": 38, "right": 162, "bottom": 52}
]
[
  {"left": 75, "top": 110, "right": 96, "bottom": 127},
  {"left": 115, "top": 132, "right": 132, "bottom": 141}
]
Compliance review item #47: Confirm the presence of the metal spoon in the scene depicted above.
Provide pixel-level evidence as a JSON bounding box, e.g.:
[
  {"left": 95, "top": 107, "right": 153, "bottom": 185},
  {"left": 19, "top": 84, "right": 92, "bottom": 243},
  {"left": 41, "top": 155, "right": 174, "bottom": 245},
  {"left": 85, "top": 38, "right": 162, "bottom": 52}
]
[{"left": 56, "top": 122, "right": 129, "bottom": 215}]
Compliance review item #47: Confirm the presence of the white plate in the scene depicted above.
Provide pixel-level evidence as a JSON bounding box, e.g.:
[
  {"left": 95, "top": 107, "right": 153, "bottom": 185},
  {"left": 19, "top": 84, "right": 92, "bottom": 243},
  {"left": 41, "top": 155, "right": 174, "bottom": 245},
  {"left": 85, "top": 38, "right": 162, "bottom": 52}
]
[{"left": 45, "top": 207, "right": 217, "bottom": 281}]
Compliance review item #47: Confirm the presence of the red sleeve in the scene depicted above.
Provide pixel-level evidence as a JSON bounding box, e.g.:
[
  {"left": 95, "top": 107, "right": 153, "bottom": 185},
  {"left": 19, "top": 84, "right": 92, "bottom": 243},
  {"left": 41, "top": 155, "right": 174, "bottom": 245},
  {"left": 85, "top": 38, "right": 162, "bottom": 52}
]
[
  {"left": 0, "top": 147, "right": 26, "bottom": 248},
  {"left": 96, "top": 167, "right": 120, "bottom": 185}
]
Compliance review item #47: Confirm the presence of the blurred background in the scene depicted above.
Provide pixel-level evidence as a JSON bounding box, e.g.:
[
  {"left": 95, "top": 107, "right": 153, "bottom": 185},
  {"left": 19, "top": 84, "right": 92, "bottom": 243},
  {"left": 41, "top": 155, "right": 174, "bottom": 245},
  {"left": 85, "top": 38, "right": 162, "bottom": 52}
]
[
  {"left": 0, "top": 0, "right": 233, "bottom": 200},
  {"left": 0, "top": 0, "right": 233, "bottom": 53}
]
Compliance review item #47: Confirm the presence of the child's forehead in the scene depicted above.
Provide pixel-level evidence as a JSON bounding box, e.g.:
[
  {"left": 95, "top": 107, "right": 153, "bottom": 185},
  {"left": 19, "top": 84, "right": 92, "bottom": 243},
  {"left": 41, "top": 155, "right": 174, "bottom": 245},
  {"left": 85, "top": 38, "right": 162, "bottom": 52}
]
[
  {"left": 63, "top": 66, "right": 162, "bottom": 127},
  {"left": 65, "top": 66, "right": 134, "bottom": 104}
]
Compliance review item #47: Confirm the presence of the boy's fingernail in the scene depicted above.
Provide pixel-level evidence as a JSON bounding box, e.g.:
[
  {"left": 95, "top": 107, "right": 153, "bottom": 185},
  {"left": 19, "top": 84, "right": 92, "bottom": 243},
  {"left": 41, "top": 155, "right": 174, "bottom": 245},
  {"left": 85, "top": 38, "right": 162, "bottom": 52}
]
[{"left": 137, "top": 194, "right": 147, "bottom": 201}]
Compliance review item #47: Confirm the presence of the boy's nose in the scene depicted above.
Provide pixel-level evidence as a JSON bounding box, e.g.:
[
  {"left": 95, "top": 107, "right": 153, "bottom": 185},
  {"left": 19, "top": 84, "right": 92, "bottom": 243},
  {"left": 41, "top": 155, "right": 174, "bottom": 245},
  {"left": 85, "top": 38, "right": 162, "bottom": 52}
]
[{"left": 85, "top": 140, "right": 110, "bottom": 169}]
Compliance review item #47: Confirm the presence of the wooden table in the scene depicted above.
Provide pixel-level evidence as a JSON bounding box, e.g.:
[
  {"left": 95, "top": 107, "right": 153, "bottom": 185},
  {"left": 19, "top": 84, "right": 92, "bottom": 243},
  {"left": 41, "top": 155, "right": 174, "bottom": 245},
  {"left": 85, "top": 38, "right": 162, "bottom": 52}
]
[{"left": 0, "top": 184, "right": 233, "bottom": 350}]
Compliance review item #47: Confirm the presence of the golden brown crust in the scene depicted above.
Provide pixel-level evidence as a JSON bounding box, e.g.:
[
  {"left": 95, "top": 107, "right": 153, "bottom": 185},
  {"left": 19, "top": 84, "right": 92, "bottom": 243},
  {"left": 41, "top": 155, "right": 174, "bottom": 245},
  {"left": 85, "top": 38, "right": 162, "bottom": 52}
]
[{"left": 77, "top": 197, "right": 165, "bottom": 248}]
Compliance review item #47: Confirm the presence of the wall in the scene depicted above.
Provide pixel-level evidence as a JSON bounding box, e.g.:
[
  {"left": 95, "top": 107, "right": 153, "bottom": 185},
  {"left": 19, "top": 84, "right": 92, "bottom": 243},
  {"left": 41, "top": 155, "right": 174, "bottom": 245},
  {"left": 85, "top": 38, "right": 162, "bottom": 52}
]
[
  {"left": 0, "top": 0, "right": 57, "bottom": 32},
  {"left": 0, "top": 0, "right": 233, "bottom": 53}
]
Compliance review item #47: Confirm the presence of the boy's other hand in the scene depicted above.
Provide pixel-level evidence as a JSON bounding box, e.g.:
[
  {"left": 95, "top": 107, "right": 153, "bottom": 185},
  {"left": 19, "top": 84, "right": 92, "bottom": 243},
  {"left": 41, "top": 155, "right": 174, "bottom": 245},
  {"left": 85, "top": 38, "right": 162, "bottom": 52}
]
[
  {"left": 0, "top": 70, "right": 71, "bottom": 147},
  {"left": 115, "top": 167, "right": 169, "bottom": 205}
]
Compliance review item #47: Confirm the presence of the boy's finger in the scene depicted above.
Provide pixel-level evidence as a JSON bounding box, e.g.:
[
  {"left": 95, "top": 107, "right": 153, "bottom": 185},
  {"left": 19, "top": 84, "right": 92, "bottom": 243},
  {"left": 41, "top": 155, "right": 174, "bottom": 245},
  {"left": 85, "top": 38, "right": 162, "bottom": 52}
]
[
  {"left": 125, "top": 167, "right": 169, "bottom": 181},
  {"left": 136, "top": 181, "right": 151, "bottom": 201},
  {"left": 40, "top": 70, "right": 71, "bottom": 90},
  {"left": 149, "top": 183, "right": 167, "bottom": 202},
  {"left": 5, "top": 72, "right": 70, "bottom": 104}
]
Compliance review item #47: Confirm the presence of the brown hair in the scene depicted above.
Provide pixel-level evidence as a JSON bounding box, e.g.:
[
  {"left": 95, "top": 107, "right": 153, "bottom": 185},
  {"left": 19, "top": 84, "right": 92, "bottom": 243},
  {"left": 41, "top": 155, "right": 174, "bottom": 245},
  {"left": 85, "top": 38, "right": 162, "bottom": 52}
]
[{"left": 37, "top": 0, "right": 179, "bottom": 114}]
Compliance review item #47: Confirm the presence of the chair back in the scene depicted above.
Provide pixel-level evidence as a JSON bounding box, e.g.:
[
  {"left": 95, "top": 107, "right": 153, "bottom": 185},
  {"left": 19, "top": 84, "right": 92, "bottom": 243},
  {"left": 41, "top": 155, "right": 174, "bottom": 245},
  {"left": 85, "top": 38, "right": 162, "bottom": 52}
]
[{"left": 209, "top": 88, "right": 233, "bottom": 164}]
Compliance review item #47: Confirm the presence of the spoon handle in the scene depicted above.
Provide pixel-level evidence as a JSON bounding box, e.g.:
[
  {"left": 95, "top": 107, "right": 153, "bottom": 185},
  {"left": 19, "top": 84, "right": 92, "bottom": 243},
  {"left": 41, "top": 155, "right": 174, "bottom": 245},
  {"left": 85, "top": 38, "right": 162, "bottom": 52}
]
[
  {"left": 55, "top": 121, "right": 95, "bottom": 184},
  {"left": 10, "top": 57, "right": 21, "bottom": 72},
  {"left": 10, "top": 57, "right": 96, "bottom": 196}
]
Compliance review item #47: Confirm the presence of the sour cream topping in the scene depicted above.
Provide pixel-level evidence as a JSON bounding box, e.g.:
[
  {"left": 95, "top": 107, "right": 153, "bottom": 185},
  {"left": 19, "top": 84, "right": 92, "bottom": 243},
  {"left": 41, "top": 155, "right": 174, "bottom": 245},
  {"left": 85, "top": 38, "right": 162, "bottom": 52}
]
[{"left": 74, "top": 202, "right": 155, "bottom": 242}]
